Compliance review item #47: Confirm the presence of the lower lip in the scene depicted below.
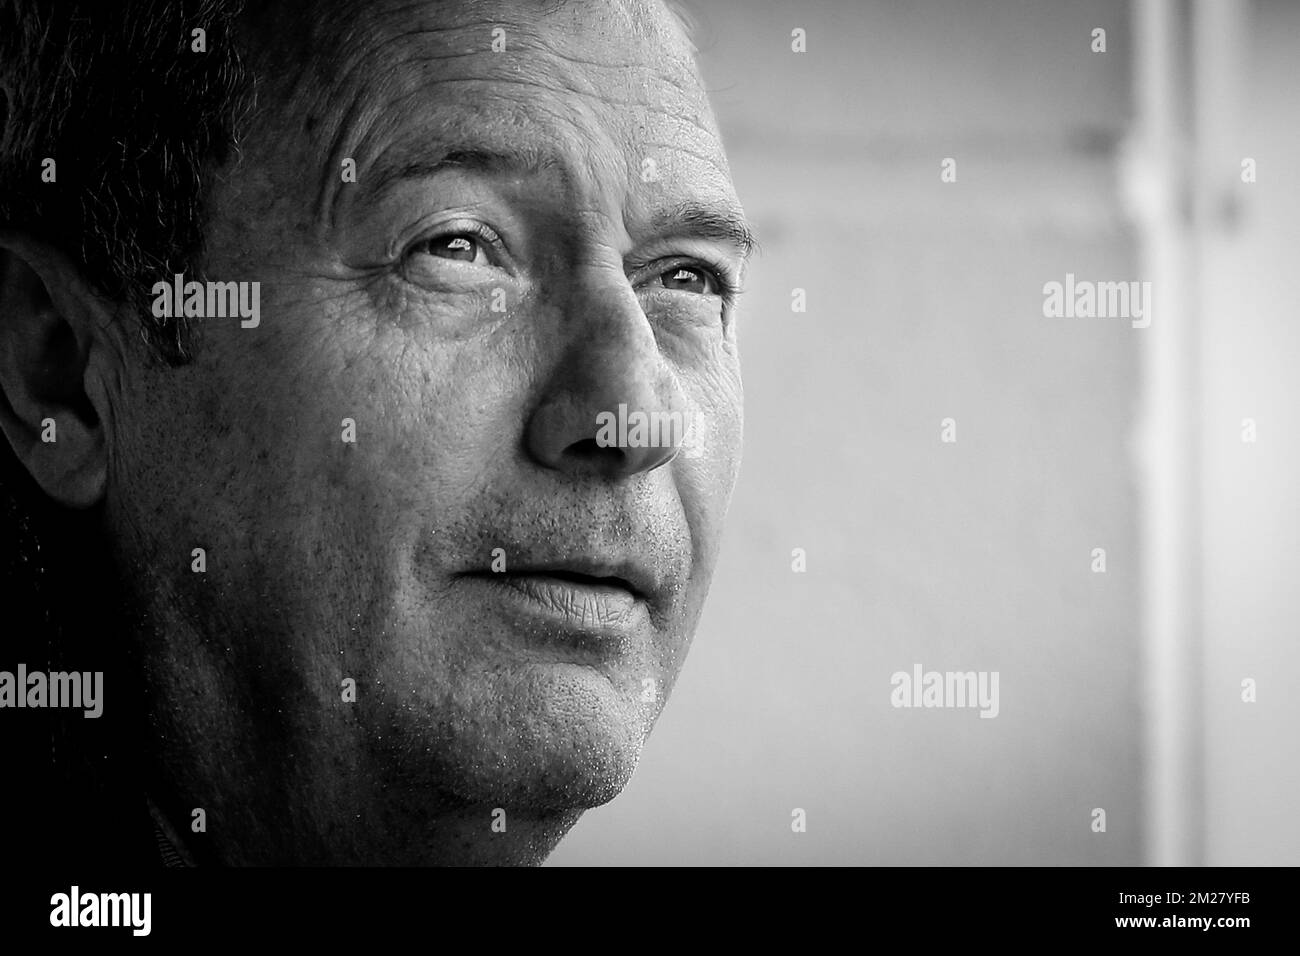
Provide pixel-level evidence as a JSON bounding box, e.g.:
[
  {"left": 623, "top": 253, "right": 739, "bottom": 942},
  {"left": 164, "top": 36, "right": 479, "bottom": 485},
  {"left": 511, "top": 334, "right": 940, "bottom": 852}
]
[{"left": 464, "top": 573, "right": 648, "bottom": 650}]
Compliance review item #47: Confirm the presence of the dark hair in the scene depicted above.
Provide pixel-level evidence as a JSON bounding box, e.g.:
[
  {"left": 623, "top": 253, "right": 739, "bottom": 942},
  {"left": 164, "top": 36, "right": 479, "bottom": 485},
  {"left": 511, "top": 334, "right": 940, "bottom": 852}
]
[
  {"left": 0, "top": 0, "right": 261, "bottom": 862},
  {"left": 0, "top": 0, "right": 254, "bottom": 364}
]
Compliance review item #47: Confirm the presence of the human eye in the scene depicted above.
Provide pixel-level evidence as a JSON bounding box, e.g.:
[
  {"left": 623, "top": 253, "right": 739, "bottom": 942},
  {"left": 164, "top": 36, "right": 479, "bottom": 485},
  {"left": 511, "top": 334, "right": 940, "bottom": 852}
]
[
  {"left": 401, "top": 220, "right": 507, "bottom": 283},
  {"left": 640, "top": 255, "right": 742, "bottom": 310}
]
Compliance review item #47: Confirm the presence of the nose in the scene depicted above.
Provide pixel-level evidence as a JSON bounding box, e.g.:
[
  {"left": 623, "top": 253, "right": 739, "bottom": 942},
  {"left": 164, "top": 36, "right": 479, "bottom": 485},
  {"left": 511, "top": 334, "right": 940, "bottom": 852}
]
[{"left": 526, "top": 275, "right": 689, "bottom": 479}]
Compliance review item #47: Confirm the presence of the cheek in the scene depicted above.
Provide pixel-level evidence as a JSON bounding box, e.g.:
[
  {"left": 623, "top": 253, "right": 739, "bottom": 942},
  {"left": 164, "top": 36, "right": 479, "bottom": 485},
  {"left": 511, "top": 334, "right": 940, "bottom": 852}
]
[
  {"left": 691, "top": 342, "right": 745, "bottom": 467},
  {"left": 336, "top": 323, "right": 525, "bottom": 501},
  {"left": 114, "top": 307, "right": 445, "bottom": 605},
  {"left": 672, "top": 356, "right": 743, "bottom": 576}
]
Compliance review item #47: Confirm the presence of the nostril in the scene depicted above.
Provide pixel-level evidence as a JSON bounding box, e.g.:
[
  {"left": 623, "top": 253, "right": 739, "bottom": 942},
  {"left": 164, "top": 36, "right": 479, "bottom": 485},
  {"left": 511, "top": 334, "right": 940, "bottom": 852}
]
[
  {"left": 558, "top": 436, "right": 641, "bottom": 480},
  {"left": 526, "top": 399, "right": 682, "bottom": 478},
  {"left": 565, "top": 437, "right": 607, "bottom": 461}
]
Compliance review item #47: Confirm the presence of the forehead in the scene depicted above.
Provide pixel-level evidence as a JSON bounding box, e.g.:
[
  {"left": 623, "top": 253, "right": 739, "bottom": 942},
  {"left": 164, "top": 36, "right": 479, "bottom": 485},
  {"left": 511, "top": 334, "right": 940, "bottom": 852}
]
[{"left": 252, "top": 0, "right": 738, "bottom": 231}]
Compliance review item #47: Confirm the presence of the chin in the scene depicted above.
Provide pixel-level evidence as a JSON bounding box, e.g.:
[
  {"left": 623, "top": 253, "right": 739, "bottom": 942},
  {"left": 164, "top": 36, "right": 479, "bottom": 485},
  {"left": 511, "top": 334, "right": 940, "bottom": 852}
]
[{"left": 370, "top": 658, "right": 653, "bottom": 812}]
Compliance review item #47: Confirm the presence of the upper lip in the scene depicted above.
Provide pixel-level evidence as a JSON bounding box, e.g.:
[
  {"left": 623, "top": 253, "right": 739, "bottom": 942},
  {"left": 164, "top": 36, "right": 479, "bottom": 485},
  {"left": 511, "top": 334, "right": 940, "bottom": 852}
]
[{"left": 468, "top": 557, "right": 659, "bottom": 602}]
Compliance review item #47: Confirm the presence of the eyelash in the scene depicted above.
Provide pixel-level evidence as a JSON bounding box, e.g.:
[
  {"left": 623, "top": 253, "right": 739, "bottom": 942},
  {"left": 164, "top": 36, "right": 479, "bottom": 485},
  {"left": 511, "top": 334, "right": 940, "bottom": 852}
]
[
  {"left": 407, "top": 221, "right": 503, "bottom": 264},
  {"left": 664, "top": 254, "right": 743, "bottom": 311},
  {"left": 406, "top": 223, "right": 743, "bottom": 309}
]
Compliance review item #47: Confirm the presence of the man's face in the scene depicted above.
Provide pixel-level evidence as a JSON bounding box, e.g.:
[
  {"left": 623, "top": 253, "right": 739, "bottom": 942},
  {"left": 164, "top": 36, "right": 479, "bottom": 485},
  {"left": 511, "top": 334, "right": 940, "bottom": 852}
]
[{"left": 106, "top": 0, "right": 747, "bottom": 863}]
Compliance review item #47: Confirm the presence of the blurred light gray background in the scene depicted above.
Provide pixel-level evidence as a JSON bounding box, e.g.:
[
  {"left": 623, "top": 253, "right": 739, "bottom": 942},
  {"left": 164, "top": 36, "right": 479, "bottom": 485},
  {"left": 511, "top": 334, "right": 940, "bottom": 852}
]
[{"left": 549, "top": 0, "right": 1300, "bottom": 866}]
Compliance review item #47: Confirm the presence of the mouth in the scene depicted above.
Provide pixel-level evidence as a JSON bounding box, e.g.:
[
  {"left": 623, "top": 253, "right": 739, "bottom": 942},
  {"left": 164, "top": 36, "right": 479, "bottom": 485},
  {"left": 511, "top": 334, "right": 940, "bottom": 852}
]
[
  {"left": 467, "top": 554, "right": 657, "bottom": 599},
  {"left": 458, "top": 559, "right": 659, "bottom": 650},
  {"left": 500, "top": 568, "right": 643, "bottom": 599}
]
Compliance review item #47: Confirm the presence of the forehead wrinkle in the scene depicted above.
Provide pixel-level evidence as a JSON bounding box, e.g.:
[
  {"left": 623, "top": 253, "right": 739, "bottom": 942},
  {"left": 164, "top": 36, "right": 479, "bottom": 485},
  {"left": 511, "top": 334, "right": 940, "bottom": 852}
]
[
  {"left": 267, "top": 1, "right": 712, "bottom": 236},
  {"left": 285, "top": 9, "right": 530, "bottom": 233},
  {"left": 310, "top": 6, "right": 572, "bottom": 119},
  {"left": 302, "top": 53, "right": 468, "bottom": 233},
  {"left": 345, "top": 6, "right": 708, "bottom": 142},
  {"left": 641, "top": 139, "right": 733, "bottom": 179},
  {"left": 485, "top": 28, "right": 719, "bottom": 154},
  {"left": 344, "top": 73, "right": 593, "bottom": 209},
  {"left": 527, "top": 19, "right": 710, "bottom": 119},
  {"left": 360, "top": 140, "right": 573, "bottom": 211},
  {"left": 356, "top": 72, "right": 722, "bottom": 166},
  {"left": 307, "top": 29, "right": 584, "bottom": 233},
  {"left": 551, "top": 0, "right": 696, "bottom": 62},
  {"left": 333, "top": 76, "right": 638, "bottom": 227}
]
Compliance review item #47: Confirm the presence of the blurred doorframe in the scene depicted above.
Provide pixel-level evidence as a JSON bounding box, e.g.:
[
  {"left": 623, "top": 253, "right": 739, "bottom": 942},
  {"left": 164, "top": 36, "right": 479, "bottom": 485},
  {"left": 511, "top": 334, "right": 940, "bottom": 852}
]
[{"left": 1125, "top": 0, "right": 1251, "bottom": 867}]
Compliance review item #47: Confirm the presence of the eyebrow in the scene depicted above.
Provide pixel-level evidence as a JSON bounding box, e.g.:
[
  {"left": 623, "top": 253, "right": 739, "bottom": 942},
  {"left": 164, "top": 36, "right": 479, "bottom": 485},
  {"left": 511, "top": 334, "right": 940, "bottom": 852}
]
[
  {"left": 651, "top": 200, "right": 758, "bottom": 262},
  {"left": 353, "top": 145, "right": 758, "bottom": 261},
  {"left": 356, "top": 144, "right": 561, "bottom": 209}
]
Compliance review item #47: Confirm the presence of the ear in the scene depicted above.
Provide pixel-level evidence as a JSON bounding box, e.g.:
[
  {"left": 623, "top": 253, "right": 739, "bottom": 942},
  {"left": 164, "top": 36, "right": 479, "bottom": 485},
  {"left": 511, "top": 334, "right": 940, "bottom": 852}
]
[{"left": 0, "top": 232, "right": 126, "bottom": 509}]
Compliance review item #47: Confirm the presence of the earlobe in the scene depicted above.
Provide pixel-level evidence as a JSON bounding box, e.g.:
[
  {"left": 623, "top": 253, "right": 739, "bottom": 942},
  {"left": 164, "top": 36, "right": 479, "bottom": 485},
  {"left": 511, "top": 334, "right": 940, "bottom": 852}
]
[{"left": 0, "top": 234, "right": 119, "bottom": 509}]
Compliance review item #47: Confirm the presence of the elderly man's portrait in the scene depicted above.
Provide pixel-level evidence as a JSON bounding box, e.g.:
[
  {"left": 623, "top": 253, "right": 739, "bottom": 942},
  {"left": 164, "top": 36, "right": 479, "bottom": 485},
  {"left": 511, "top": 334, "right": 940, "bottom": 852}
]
[{"left": 2, "top": 0, "right": 1298, "bottom": 895}]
